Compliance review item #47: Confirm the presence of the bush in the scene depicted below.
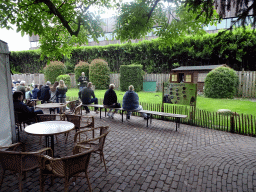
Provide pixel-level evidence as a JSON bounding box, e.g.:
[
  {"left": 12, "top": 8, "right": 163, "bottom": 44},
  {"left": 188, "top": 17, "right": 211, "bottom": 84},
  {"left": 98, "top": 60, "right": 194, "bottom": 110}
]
[
  {"left": 89, "top": 59, "right": 110, "bottom": 89},
  {"left": 120, "top": 64, "right": 143, "bottom": 92},
  {"left": 44, "top": 61, "right": 66, "bottom": 84},
  {"left": 204, "top": 66, "right": 238, "bottom": 98},
  {"left": 74, "top": 61, "right": 90, "bottom": 82},
  {"left": 56, "top": 74, "right": 71, "bottom": 88}
]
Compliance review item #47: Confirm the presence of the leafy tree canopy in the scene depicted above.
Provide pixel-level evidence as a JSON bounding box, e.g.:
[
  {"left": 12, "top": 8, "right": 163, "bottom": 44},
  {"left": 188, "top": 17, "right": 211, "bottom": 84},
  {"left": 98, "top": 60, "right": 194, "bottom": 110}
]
[{"left": 1, "top": 0, "right": 255, "bottom": 60}]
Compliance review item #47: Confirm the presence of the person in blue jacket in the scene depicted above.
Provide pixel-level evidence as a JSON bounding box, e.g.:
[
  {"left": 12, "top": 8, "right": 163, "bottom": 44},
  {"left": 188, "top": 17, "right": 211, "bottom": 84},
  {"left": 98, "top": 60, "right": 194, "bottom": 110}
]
[
  {"left": 40, "top": 81, "right": 51, "bottom": 103},
  {"left": 13, "top": 91, "right": 43, "bottom": 123},
  {"left": 32, "top": 85, "right": 40, "bottom": 99},
  {"left": 122, "top": 85, "right": 149, "bottom": 120}
]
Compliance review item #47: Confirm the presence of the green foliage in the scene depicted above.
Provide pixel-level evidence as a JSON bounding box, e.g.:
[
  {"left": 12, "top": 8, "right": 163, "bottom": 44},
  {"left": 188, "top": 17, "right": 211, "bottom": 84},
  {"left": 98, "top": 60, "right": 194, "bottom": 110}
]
[
  {"left": 44, "top": 61, "right": 66, "bottom": 84},
  {"left": 89, "top": 59, "right": 110, "bottom": 89},
  {"left": 9, "top": 27, "right": 256, "bottom": 73},
  {"left": 56, "top": 74, "right": 71, "bottom": 88},
  {"left": 204, "top": 66, "right": 239, "bottom": 98},
  {"left": 74, "top": 61, "right": 90, "bottom": 82},
  {"left": 120, "top": 64, "right": 143, "bottom": 92}
]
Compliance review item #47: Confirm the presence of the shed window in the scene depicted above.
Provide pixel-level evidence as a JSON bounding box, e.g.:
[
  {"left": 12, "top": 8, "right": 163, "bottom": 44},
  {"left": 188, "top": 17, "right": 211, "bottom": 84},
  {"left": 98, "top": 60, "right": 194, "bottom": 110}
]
[
  {"left": 185, "top": 75, "right": 192, "bottom": 82},
  {"left": 171, "top": 74, "right": 177, "bottom": 82},
  {"left": 198, "top": 73, "right": 207, "bottom": 82}
]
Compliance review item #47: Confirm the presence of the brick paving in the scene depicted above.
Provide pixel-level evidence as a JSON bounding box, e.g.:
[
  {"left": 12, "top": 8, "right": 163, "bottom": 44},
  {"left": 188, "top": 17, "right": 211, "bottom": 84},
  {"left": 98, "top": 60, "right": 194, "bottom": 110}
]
[{"left": 1, "top": 111, "right": 256, "bottom": 191}]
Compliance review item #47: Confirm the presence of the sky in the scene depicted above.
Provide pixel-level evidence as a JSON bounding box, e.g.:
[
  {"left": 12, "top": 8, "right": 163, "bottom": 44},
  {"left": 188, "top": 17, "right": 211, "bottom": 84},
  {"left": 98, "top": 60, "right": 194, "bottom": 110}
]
[{"left": 0, "top": 27, "right": 30, "bottom": 52}]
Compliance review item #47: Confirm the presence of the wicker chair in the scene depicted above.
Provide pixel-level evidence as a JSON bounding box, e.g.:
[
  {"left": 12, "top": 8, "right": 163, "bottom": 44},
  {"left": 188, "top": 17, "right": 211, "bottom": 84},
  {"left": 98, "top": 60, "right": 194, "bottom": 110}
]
[
  {"left": 38, "top": 147, "right": 94, "bottom": 192},
  {"left": 37, "top": 114, "right": 58, "bottom": 144},
  {"left": 65, "top": 100, "right": 81, "bottom": 115},
  {"left": 64, "top": 114, "right": 94, "bottom": 143},
  {"left": 14, "top": 111, "right": 37, "bottom": 132},
  {"left": 0, "top": 142, "right": 52, "bottom": 192},
  {"left": 74, "top": 126, "right": 110, "bottom": 172}
]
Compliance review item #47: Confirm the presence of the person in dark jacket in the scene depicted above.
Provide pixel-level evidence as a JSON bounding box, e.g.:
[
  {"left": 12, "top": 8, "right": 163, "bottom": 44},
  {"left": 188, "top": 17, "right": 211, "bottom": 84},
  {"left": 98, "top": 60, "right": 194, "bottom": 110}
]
[
  {"left": 37, "top": 84, "right": 43, "bottom": 99},
  {"left": 13, "top": 91, "right": 43, "bottom": 123},
  {"left": 79, "top": 82, "right": 98, "bottom": 113},
  {"left": 103, "top": 84, "right": 118, "bottom": 118},
  {"left": 40, "top": 81, "right": 51, "bottom": 103},
  {"left": 32, "top": 85, "right": 40, "bottom": 99},
  {"left": 122, "top": 85, "right": 149, "bottom": 120},
  {"left": 56, "top": 80, "right": 68, "bottom": 112},
  {"left": 78, "top": 72, "right": 88, "bottom": 91}
]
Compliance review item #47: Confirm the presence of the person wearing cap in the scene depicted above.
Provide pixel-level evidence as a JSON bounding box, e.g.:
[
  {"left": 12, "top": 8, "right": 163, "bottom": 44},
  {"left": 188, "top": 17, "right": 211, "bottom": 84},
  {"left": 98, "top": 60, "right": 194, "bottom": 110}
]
[{"left": 40, "top": 81, "right": 51, "bottom": 103}]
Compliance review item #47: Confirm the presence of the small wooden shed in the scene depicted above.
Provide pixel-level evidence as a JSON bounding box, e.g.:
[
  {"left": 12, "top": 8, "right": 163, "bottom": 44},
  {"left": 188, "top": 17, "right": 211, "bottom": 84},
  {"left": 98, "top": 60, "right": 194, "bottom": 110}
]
[{"left": 170, "top": 64, "right": 227, "bottom": 92}]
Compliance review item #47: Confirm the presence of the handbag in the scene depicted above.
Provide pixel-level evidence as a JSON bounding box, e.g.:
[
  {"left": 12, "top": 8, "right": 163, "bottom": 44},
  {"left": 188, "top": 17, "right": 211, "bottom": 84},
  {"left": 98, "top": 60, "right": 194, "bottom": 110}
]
[{"left": 113, "top": 103, "right": 121, "bottom": 108}]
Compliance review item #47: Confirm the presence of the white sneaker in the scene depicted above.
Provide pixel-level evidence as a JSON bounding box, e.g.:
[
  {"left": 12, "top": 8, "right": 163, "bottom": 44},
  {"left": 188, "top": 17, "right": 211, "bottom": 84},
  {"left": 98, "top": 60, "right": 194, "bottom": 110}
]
[{"left": 107, "top": 113, "right": 111, "bottom": 118}]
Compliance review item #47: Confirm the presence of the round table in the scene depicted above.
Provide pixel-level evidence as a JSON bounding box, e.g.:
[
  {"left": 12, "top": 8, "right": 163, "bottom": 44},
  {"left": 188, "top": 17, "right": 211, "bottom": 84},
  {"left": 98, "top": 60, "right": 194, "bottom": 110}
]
[
  {"left": 36, "top": 103, "right": 66, "bottom": 114},
  {"left": 25, "top": 121, "right": 74, "bottom": 156}
]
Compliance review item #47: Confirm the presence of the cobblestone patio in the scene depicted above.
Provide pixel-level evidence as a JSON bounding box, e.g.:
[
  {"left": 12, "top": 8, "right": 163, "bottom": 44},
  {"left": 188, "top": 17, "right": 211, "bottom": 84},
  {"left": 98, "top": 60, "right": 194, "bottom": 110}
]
[{"left": 1, "top": 111, "right": 256, "bottom": 192}]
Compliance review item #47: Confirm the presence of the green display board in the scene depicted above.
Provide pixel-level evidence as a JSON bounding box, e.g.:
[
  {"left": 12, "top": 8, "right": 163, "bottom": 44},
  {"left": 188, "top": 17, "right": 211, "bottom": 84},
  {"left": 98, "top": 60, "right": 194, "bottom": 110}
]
[
  {"left": 143, "top": 81, "right": 156, "bottom": 92},
  {"left": 163, "top": 83, "right": 197, "bottom": 106}
]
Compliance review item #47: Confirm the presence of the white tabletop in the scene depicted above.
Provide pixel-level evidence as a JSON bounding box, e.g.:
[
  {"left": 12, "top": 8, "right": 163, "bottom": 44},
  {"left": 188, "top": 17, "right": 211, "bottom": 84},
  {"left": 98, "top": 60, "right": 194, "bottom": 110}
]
[
  {"left": 25, "top": 121, "right": 74, "bottom": 136},
  {"left": 36, "top": 103, "right": 66, "bottom": 109}
]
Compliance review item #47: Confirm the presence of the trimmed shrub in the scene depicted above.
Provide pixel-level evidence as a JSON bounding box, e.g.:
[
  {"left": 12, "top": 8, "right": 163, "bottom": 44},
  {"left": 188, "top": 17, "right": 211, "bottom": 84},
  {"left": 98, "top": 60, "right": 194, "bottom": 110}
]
[
  {"left": 56, "top": 74, "right": 71, "bottom": 88},
  {"left": 44, "top": 61, "right": 66, "bottom": 84},
  {"left": 89, "top": 59, "right": 110, "bottom": 89},
  {"left": 120, "top": 64, "right": 143, "bottom": 92},
  {"left": 204, "top": 66, "right": 238, "bottom": 98},
  {"left": 74, "top": 61, "right": 90, "bottom": 82}
]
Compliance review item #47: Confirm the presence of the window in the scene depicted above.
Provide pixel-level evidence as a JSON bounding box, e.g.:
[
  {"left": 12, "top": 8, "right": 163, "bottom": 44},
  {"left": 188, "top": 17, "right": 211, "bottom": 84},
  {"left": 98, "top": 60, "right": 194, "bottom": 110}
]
[
  {"left": 198, "top": 73, "right": 208, "bottom": 82},
  {"left": 171, "top": 74, "right": 177, "bottom": 82},
  {"left": 185, "top": 75, "right": 192, "bottom": 82}
]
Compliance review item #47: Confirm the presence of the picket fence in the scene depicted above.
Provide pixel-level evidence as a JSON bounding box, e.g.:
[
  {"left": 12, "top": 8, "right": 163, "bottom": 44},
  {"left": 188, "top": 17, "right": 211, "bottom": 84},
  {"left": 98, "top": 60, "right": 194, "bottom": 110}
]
[
  {"left": 66, "top": 96, "right": 256, "bottom": 136},
  {"left": 237, "top": 71, "right": 256, "bottom": 98}
]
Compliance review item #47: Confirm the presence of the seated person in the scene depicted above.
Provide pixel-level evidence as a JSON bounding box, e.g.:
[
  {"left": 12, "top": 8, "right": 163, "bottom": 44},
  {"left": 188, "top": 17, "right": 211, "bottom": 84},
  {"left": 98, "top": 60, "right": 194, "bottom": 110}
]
[
  {"left": 40, "top": 81, "right": 51, "bottom": 104},
  {"left": 122, "top": 85, "right": 149, "bottom": 120},
  {"left": 103, "top": 84, "right": 119, "bottom": 118},
  {"left": 13, "top": 91, "right": 43, "bottom": 123},
  {"left": 78, "top": 82, "right": 98, "bottom": 114},
  {"left": 25, "top": 87, "right": 33, "bottom": 100},
  {"left": 32, "top": 84, "right": 40, "bottom": 99}
]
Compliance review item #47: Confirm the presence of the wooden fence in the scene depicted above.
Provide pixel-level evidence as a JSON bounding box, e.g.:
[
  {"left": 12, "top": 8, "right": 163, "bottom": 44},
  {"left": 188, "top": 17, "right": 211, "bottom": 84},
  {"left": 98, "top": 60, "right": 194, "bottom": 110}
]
[
  {"left": 110, "top": 73, "right": 170, "bottom": 91},
  {"left": 237, "top": 71, "right": 256, "bottom": 98},
  {"left": 12, "top": 71, "right": 256, "bottom": 97}
]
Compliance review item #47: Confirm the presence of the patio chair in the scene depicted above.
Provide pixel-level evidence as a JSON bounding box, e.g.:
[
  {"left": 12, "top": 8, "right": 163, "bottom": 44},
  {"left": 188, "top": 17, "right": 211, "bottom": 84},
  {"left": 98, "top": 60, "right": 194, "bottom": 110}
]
[
  {"left": 37, "top": 114, "right": 58, "bottom": 144},
  {"left": 0, "top": 142, "right": 52, "bottom": 192},
  {"left": 64, "top": 114, "right": 94, "bottom": 143},
  {"left": 64, "top": 100, "right": 81, "bottom": 115},
  {"left": 74, "top": 126, "right": 110, "bottom": 172},
  {"left": 14, "top": 111, "right": 37, "bottom": 132},
  {"left": 38, "top": 147, "right": 94, "bottom": 192}
]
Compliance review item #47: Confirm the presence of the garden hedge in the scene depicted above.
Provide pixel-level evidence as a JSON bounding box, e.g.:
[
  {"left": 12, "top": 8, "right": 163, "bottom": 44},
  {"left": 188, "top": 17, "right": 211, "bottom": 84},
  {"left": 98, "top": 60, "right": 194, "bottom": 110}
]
[
  {"left": 89, "top": 59, "right": 110, "bottom": 89},
  {"left": 204, "top": 66, "right": 239, "bottom": 98},
  {"left": 9, "top": 27, "right": 256, "bottom": 74},
  {"left": 43, "top": 61, "right": 66, "bottom": 84},
  {"left": 120, "top": 64, "right": 143, "bottom": 92},
  {"left": 74, "top": 61, "right": 90, "bottom": 82},
  {"left": 56, "top": 74, "right": 71, "bottom": 88}
]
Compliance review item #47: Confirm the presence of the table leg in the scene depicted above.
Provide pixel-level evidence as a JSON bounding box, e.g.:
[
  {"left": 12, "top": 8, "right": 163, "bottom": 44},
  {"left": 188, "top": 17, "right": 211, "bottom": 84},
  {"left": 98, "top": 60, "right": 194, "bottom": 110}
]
[
  {"left": 150, "top": 114, "right": 152, "bottom": 124},
  {"left": 51, "top": 136, "right": 54, "bottom": 157},
  {"left": 105, "top": 108, "right": 107, "bottom": 117},
  {"left": 122, "top": 110, "right": 124, "bottom": 122},
  {"left": 100, "top": 108, "right": 102, "bottom": 119}
]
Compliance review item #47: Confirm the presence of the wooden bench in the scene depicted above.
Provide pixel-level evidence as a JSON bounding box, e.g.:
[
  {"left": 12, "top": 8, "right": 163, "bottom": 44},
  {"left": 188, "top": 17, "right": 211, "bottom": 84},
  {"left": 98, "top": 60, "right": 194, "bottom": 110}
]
[{"left": 82, "top": 104, "right": 187, "bottom": 131}]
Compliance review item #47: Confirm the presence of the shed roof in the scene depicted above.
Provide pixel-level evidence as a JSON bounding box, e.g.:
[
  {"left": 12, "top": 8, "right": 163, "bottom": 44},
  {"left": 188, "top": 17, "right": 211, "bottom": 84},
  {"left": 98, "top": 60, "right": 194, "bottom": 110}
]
[{"left": 172, "top": 64, "right": 226, "bottom": 71}]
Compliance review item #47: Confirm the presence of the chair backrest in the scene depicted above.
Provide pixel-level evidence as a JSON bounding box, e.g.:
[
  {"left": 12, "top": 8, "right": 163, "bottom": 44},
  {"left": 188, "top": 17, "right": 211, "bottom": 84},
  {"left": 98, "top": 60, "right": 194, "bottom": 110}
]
[
  {"left": 74, "top": 103, "right": 82, "bottom": 115},
  {"left": 37, "top": 114, "right": 57, "bottom": 122},
  {"left": 60, "top": 149, "right": 93, "bottom": 178},
  {"left": 65, "top": 114, "right": 81, "bottom": 129},
  {"left": 14, "top": 111, "right": 22, "bottom": 124},
  {"left": 99, "top": 126, "right": 109, "bottom": 149},
  {"left": 0, "top": 151, "right": 22, "bottom": 172}
]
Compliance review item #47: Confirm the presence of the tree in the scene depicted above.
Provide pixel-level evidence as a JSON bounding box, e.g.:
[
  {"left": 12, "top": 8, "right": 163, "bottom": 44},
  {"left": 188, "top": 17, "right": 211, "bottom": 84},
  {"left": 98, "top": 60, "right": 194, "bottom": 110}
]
[{"left": 1, "top": 0, "right": 255, "bottom": 60}]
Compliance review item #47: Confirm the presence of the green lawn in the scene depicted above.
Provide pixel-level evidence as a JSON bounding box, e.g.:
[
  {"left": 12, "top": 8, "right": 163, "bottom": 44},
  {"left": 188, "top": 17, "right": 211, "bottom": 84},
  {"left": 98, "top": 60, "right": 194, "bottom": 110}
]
[{"left": 66, "top": 88, "right": 256, "bottom": 116}]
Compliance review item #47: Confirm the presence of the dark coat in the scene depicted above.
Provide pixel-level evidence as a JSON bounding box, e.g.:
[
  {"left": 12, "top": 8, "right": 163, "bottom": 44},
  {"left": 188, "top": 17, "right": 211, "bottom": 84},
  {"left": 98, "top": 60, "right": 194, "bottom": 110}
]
[
  {"left": 13, "top": 100, "right": 35, "bottom": 121},
  {"left": 32, "top": 88, "right": 39, "bottom": 99},
  {"left": 40, "top": 85, "right": 50, "bottom": 102},
  {"left": 103, "top": 89, "right": 117, "bottom": 106},
  {"left": 57, "top": 87, "right": 68, "bottom": 98},
  {"left": 122, "top": 91, "right": 139, "bottom": 110}
]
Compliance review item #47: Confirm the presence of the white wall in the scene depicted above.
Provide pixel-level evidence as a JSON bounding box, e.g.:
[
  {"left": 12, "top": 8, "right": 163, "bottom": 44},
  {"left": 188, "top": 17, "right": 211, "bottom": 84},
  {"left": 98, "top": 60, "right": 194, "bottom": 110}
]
[{"left": 0, "top": 40, "right": 15, "bottom": 146}]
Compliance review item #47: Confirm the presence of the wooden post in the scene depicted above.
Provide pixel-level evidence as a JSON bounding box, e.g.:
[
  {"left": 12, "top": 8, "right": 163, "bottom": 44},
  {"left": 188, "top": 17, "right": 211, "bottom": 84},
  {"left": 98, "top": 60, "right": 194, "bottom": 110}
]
[
  {"left": 161, "top": 83, "right": 164, "bottom": 112},
  {"left": 230, "top": 114, "right": 235, "bottom": 133}
]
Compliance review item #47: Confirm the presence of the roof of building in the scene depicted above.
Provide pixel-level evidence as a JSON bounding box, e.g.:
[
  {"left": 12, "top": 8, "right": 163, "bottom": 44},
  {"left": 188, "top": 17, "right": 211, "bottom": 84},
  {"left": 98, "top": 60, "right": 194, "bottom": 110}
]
[{"left": 172, "top": 64, "right": 226, "bottom": 71}]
